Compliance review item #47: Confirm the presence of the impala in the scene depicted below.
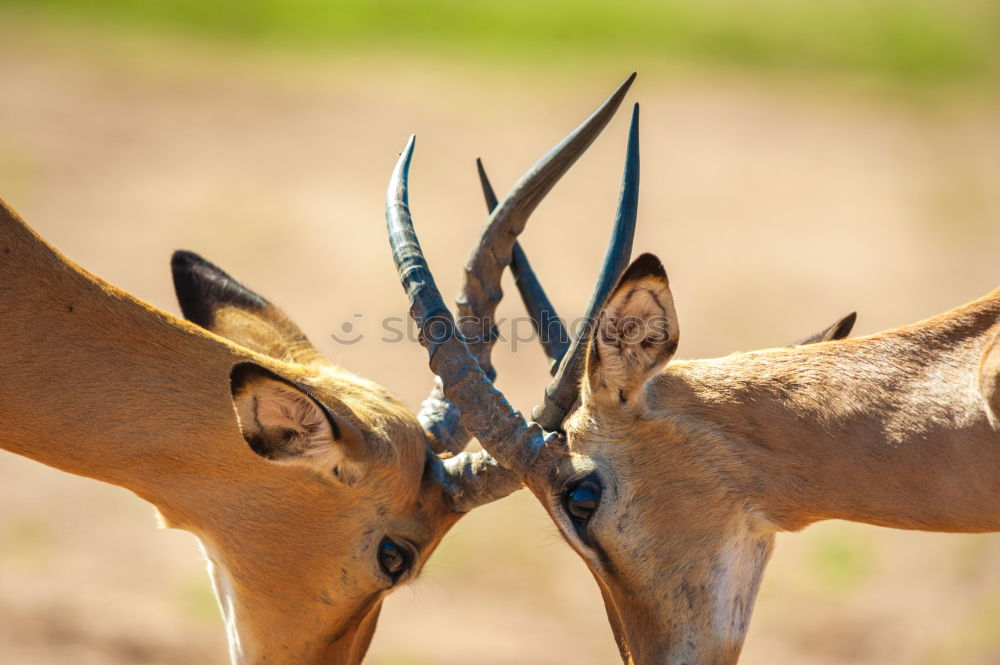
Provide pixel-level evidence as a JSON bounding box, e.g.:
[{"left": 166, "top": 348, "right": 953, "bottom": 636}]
[
  {"left": 386, "top": 100, "right": 1000, "bottom": 664},
  {"left": 0, "top": 74, "right": 640, "bottom": 664}
]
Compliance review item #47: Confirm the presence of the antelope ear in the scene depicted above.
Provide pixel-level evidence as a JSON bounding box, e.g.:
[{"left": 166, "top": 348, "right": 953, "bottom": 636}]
[
  {"left": 585, "top": 253, "right": 679, "bottom": 406},
  {"left": 172, "top": 251, "right": 323, "bottom": 365},
  {"left": 979, "top": 328, "right": 1000, "bottom": 425},
  {"left": 230, "top": 363, "right": 366, "bottom": 485},
  {"left": 793, "top": 311, "right": 857, "bottom": 346}
]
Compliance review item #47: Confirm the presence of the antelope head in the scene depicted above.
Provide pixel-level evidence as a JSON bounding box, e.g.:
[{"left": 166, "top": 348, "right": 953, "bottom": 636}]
[
  {"left": 165, "top": 249, "right": 463, "bottom": 665},
  {"left": 0, "top": 73, "right": 637, "bottom": 664},
  {"left": 386, "top": 87, "right": 996, "bottom": 665},
  {"left": 0, "top": 199, "right": 471, "bottom": 665}
]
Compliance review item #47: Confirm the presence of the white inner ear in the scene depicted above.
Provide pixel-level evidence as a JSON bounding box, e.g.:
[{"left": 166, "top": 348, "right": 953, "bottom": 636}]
[
  {"left": 234, "top": 378, "right": 361, "bottom": 476},
  {"left": 586, "top": 271, "right": 679, "bottom": 406},
  {"left": 253, "top": 382, "right": 334, "bottom": 455},
  {"left": 599, "top": 282, "right": 672, "bottom": 365}
]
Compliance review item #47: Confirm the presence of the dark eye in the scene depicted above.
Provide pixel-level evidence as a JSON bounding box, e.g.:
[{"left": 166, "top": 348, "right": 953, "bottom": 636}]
[
  {"left": 563, "top": 475, "right": 602, "bottom": 533},
  {"left": 377, "top": 538, "right": 411, "bottom": 582}
]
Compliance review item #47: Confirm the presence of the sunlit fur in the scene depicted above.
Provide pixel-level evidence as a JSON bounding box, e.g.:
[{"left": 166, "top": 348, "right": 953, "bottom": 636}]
[
  {"left": 978, "top": 327, "right": 1000, "bottom": 425},
  {"left": 526, "top": 253, "right": 1000, "bottom": 665},
  {"left": 0, "top": 201, "right": 464, "bottom": 665}
]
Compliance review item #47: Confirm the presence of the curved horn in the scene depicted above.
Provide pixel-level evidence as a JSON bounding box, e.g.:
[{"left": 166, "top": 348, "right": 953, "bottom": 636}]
[
  {"left": 419, "top": 73, "right": 636, "bottom": 453},
  {"left": 428, "top": 447, "right": 524, "bottom": 514},
  {"left": 387, "top": 136, "right": 545, "bottom": 508},
  {"left": 532, "top": 103, "right": 641, "bottom": 432},
  {"left": 477, "top": 158, "right": 570, "bottom": 375}
]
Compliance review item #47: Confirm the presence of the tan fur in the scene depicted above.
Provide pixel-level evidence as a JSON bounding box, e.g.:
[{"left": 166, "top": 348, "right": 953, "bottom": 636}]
[
  {"left": 978, "top": 325, "right": 1000, "bottom": 426},
  {"left": 0, "top": 200, "right": 464, "bottom": 665},
  {"left": 523, "top": 257, "right": 1000, "bottom": 665}
]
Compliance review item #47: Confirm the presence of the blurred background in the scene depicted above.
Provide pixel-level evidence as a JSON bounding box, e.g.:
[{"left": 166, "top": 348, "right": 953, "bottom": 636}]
[{"left": 1, "top": 1, "right": 999, "bottom": 664}]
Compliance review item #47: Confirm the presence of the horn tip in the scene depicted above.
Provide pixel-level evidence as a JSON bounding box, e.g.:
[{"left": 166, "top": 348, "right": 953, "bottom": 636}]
[
  {"left": 613, "top": 72, "right": 637, "bottom": 99},
  {"left": 396, "top": 135, "right": 417, "bottom": 172}
]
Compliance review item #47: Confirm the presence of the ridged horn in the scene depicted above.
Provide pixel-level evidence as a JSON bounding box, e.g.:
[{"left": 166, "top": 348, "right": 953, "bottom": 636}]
[
  {"left": 387, "top": 136, "right": 545, "bottom": 508},
  {"left": 419, "top": 73, "right": 636, "bottom": 453},
  {"left": 476, "top": 158, "right": 570, "bottom": 375},
  {"left": 532, "top": 103, "right": 641, "bottom": 432}
]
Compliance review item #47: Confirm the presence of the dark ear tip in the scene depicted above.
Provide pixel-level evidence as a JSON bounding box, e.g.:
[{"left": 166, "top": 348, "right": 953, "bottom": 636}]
[
  {"left": 171, "top": 251, "right": 218, "bottom": 327},
  {"left": 230, "top": 361, "right": 260, "bottom": 394},
  {"left": 171, "top": 250, "right": 224, "bottom": 293},
  {"left": 170, "top": 250, "right": 267, "bottom": 328},
  {"left": 171, "top": 249, "right": 220, "bottom": 280},
  {"left": 620, "top": 253, "right": 666, "bottom": 284},
  {"left": 230, "top": 361, "right": 290, "bottom": 394},
  {"left": 833, "top": 311, "right": 858, "bottom": 339},
  {"left": 171, "top": 249, "right": 202, "bottom": 266}
]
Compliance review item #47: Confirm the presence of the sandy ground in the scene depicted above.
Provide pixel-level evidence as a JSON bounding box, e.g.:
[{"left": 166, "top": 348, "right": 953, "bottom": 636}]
[{"left": 1, "top": 20, "right": 1000, "bottom": 665}]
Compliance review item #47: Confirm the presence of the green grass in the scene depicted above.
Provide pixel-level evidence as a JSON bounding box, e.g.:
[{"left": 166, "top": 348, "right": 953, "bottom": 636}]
[
  {"left": 2, "top": 0, "right": 999, "bottom": 86},
  {"left": 805, "top": 526, "right": 878, "bottom": 595}
]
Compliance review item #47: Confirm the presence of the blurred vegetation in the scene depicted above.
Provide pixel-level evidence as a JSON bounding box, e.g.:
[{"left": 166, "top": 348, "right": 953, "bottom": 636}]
[
  {"left": 172, "top": 575, "right": 223, "bottom": 626},
  {"left": 805, "top": 526, "right": 878, "bottom": 595},
  {"left": 368, "top": 653, "right": 436, "bottom": 665},
  {"left": 0, "top": 516, "right": 54, "bottom": 570},
  {"left": 922, "top": 596, "right": 1000, "bottom": 665},
  {"left": 1, "top": 0, "right": 999, "bottom": 86}
]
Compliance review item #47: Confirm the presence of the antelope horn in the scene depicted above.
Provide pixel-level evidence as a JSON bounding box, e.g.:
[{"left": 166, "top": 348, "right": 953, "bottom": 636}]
[
  {"left": 532, "top": 103, "right": 640, "bottom": 432},
  {"left": 427, "top": 447, "right": 524, "bottom": 514},
  {"left": 476, "top": 158, "right": 570, "bottom": 376},
  {"left": 387, "top": 136, "right": 545, "bottom": 505},
  {"left": 420, "top": 73, "right": 636, "bottom": 453},
  {"left": 389, "top": 102, "right": 642, "bottom": 507}
]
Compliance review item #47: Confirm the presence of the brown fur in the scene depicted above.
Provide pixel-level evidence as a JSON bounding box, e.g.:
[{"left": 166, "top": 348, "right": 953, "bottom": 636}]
[
  {"left": 978, "top": 326, "right": 1000, "bottom": 424},
  {"left": 522, "top": 254, "right": 1000, "bottom": 665},
  {"left": 0, "top": 200, "right": 464, "bottom": 665}
]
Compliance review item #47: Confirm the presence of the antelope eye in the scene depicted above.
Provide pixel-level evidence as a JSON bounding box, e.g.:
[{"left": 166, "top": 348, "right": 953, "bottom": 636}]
[
  {"left": 377, "top": 538, "right": 411, "bottom": 582},
  {"left": 564, "top": 475, "right": 602, "bottom": 533}
]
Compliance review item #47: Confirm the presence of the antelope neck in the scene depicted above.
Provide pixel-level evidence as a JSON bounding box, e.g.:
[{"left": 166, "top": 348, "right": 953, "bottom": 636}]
[
  {"left": 0, "top": 203, "right": 256, "bottom": 504},
  {"left": 667, "top": 289, "right": 1000, "bottom": 533}
]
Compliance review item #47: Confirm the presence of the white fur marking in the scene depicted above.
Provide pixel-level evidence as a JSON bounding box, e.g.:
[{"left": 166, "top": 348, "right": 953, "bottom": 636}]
[
  {"left": 200, "top": 541, "right": 245, "bottom": 665},
  {"left": 709, "top": 520, "right": 771, "bottom": 650}
]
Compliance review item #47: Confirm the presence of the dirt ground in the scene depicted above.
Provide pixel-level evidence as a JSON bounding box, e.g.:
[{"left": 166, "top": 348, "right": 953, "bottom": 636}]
[{"left": 1, "top": 19, "right": 1000, "bottom": 665}]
